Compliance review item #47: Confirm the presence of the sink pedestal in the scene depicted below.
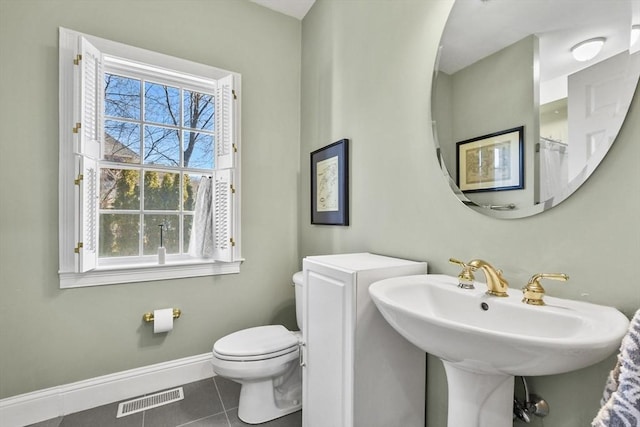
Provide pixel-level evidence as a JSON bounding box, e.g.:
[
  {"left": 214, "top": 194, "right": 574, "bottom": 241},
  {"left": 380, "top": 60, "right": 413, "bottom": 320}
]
[{"left": 443, "top": 361, "right": 514, "bottom": 427}]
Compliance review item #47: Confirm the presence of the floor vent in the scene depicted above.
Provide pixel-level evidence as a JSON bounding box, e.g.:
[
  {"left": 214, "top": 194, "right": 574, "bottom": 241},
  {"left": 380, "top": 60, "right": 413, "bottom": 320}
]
[{"left": 116, "top": 387, "right": 184, "bottom": 418}]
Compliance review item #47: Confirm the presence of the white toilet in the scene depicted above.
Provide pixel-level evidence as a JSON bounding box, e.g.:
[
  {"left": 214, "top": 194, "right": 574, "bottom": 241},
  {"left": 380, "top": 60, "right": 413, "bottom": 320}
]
[{"left": 211, "top": 272, "right": 303, "bottom": 424}]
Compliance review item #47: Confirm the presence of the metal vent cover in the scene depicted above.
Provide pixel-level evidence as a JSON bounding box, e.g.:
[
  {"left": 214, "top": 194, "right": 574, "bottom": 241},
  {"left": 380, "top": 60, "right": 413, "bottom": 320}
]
[{"left": 116, "top": 387, "right": 184, "bottom": 418}]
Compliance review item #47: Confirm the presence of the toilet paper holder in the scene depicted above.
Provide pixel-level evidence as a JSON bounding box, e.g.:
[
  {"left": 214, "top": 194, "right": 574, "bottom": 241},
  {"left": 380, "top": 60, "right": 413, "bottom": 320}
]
[{"left": 143, "top": 308, "right": 181, "bottom": 323}]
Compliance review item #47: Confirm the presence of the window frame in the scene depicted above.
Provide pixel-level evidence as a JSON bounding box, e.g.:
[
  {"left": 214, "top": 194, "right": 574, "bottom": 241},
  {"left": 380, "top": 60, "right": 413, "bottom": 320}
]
[
  {"left": 100, "top": 70, "right": 215, "bottom": 260},
  {"left": 58, "top": 28, "right": 242, "bottom": 288}
]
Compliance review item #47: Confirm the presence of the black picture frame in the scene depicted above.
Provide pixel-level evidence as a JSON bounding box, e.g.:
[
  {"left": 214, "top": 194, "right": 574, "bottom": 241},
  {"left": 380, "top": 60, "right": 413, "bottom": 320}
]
[
  {"left": 310, "top": 139, "right": 349, "bottom": 225},
  {"left": 456, "top": 126, "right": 524, "bottom": 193}
]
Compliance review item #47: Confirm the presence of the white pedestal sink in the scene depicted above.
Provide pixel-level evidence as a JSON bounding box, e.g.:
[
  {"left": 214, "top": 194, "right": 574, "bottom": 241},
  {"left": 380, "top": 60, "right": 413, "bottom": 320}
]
[{"left": 369, "top": 274, "right": 629, "bottom": 427}]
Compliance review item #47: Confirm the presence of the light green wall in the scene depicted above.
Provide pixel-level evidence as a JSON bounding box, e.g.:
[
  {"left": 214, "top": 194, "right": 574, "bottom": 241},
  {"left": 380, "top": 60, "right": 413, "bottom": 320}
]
[
  {"left": 300, "top": 1, "right": 639, "bottom": 426},
  {"left": 0, "top": 0, "right": 301, "bottom": 398}
]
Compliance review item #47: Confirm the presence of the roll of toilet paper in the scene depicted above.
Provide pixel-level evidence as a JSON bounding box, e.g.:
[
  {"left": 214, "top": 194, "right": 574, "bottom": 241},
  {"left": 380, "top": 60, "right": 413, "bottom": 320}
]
[{"left": 153, "top": 308, "right": 174, "bottom": 333}]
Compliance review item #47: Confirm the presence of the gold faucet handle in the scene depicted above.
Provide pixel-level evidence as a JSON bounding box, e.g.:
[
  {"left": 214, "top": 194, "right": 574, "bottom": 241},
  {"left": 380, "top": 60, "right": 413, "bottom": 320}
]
[
  {"left": 449, "top": 258, "right": 479, "bottom": 270},
  {"left": 449, "top": 258, "right": 466, "bottom": 267},
  {"left": 522, "top": 273, "right": 569, "bottom": 306},
  {"left": 449, "top": 258, "right": 476, "bottom": 289}
]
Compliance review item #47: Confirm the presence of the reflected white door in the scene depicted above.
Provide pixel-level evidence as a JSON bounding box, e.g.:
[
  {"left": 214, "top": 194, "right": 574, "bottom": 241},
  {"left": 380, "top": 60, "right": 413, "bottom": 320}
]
[{"left": 568, "top": 50, "right": 640, "bottom": 181}]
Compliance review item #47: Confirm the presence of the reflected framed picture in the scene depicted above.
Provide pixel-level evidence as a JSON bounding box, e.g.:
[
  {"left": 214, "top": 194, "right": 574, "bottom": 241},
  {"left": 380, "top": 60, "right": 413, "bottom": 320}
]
[
  {"left": 456, "top": 126, "right": 524, "bottom": 193},
  {"left": 311, "top": 139, "right": 349, "bottom": 225}
]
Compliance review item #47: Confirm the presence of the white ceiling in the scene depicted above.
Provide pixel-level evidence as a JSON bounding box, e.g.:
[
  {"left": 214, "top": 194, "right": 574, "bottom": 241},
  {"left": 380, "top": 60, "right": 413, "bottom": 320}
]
[
  {"left": 439, "top": 0, "right": 637, "bottom": 82},
  {"left": 250, "top": 0, "right": 316, "bottom": 20}
]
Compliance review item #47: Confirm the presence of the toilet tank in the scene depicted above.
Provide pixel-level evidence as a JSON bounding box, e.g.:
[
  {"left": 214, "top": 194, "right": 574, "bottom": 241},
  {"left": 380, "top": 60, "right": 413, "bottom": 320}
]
[{"left": 293, "top": 271, "right": 303, "bottom": 330}]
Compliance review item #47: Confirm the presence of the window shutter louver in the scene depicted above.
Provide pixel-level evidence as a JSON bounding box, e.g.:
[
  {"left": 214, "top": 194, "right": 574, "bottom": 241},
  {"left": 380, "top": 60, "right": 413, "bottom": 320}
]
[
  {"left": 77, "top": 37, "right": 103, "bottom": 159},
  {"left": 211, "top": 169, "right": 234, "bottom": 262},
  {"left": 76, "top": 156, "right": 99, "bottom": 272},
  {"left": 74, "top": 36, "right": 103, "bottom": 272},
  {"left": 215, "top": 74, "right": 235, "bottom": 170}
]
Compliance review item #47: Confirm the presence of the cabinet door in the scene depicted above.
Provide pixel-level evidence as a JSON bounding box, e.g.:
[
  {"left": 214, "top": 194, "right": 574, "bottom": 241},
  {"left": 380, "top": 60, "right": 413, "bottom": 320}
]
[{"left": 303, "top": 267, "right": 354, "bottom": 427}]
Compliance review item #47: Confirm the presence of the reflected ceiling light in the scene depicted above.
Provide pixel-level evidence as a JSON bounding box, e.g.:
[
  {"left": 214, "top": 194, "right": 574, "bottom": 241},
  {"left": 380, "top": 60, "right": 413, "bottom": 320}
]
[
  {"left": 632, "top": 25, "right": 640, "bottom": 47},
  {"left": 571, "top": 37, "right": 606, "bottom": 61}
]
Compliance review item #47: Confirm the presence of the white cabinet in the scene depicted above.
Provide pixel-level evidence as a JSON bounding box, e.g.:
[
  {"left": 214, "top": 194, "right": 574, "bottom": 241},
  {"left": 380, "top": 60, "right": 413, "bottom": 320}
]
[{"left": 302, "top": 253, "right": 428, "bottom": 427}]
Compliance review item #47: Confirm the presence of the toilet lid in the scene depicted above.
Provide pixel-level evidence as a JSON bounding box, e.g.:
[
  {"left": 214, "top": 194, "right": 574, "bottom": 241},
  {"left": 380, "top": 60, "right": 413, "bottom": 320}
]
[{"left": 213, "top": 325, "right": 299, "bottom": 358}]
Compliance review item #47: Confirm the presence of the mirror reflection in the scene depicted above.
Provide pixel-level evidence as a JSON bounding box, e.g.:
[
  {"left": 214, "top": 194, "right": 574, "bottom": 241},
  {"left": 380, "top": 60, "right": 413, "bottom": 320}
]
[{"left": 432, "top": 0, "right": 640, "bottom": 218}]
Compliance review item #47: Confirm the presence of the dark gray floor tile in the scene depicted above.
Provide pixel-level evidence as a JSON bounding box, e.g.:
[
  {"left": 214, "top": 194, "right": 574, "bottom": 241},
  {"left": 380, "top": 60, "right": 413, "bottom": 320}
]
[
  {"left": 227, "top": 408, "right": 301, "bottom": 427},
  {"left": 176, "top": 411, "right": 230, "bottom": 427},
  {"left": 26, "top": 417, "right": 63, "bottom": 427},
  {"left": 213, "top": 376, "right": 241, "bottom": 410},
  {"left": 142, "top": 378, "right": 224, "bottom": 427},
  {"left": 59, "top": 402, "right": 142, "bottom": 427}
]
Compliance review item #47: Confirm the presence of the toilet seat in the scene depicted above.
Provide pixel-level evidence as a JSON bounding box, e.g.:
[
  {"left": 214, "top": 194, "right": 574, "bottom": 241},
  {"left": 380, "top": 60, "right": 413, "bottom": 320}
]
[{"left": 213, "top": 325, "right": 299, "bottom": 362}]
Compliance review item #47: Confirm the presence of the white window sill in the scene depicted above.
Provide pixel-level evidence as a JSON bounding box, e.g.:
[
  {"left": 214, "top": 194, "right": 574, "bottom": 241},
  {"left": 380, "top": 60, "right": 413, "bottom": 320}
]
[{"left": 59, "top": 259, "right": 242, "bottom": 288}]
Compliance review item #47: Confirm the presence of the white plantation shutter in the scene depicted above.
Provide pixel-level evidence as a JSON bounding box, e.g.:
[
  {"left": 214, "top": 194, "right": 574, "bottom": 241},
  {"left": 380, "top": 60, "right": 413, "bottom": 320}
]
[
  {"left": 215, "top": 74, "right": 235, "bottom": 170},
  {"left": 74, "top": 36, "right": 103, "bottom": 272},
  {"left": 76, "top": 37, "right": 103, "bottom": 159},
  {"left": 212, "top": 169, "right": 234, "bottom": 262},
  {"left": 209, "top": 73, "right": 237, "bottom": 262},
  {"left": 75, "top": 156, "right": 99, "bottom": 272}
]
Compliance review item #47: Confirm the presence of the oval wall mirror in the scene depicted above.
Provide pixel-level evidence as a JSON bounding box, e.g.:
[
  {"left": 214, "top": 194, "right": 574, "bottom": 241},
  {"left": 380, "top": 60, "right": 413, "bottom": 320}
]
[{"left": 432, "top": 0, "right": 640, "bottom": 218}]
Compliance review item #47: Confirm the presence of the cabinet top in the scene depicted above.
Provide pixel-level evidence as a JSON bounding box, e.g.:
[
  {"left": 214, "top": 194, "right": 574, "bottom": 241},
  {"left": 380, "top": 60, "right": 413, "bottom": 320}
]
[{"left": 304, "top": 252, "right": 426, "bottom": 271}]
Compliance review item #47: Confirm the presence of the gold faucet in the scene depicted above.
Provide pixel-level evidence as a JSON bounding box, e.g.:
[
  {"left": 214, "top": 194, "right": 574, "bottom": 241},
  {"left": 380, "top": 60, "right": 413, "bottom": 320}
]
[
  {"left": 450, "top": 258, "right": 509, "bottom": 296},
  {"left": 522, "top": 273, "right": 569, "bottom": 305},
  {"left": 468, "top": 259, "right": 509, "bottom": 297}
]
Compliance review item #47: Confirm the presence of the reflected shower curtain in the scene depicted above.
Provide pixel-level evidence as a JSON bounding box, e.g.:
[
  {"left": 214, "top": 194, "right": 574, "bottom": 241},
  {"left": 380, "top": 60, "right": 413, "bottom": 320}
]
[
  {"left": 189, "top": 177, "right": 214, "bottom": 258},
  {"left": 539, "top": 139, "right": 569, "bottom": 202}
]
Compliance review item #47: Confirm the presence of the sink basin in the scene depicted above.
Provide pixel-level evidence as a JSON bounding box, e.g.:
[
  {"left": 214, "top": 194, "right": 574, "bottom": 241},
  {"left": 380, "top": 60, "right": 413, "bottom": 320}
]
[
  {"left": 369, "top": 274, "right": 628, "bottom": 376},
  {"left": 369, "top": 274, "right": 629, "bottom": 427}
]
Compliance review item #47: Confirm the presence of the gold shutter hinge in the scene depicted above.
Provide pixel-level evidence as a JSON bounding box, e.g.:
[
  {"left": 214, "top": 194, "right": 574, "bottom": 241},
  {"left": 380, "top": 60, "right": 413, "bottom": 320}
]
[
  {"left": 230, "top": 238, "right": 235, "bottom": 247},
  {"left": 73, "top": 122, "right": 81, "bottom": 133},
  {"left": 73, "top": 54, "right": 82, "bottom": 65},
  {"left": 233, "top": 143, "right": 238, "bottom": 153},
  {"left": 74, "top": 242, "right": 83, "bottom": 253},
  {"left": 74, "top": 174, "right": 84, "bottom": 185},
  {"left": 232, "top": 89, "right": 237, "bottom": 100},
  {"left": 230, "top": 184, "right": 235, "bottom": 194}
]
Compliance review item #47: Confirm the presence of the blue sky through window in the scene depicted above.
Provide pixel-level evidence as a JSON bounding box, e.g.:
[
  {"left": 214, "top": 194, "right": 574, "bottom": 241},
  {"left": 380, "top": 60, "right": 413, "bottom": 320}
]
[{"left": 104, "top": 72, "right": 215, "bottom": 169}]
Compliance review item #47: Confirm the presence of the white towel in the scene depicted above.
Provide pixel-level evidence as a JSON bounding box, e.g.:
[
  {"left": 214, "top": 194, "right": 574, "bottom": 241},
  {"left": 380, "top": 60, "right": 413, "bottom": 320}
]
[
  {"left": 592, "top": 309, "right": 640, "bottom": 427},
  {"left": 188, "top": 177, "right": 213, "bottom": 258}
]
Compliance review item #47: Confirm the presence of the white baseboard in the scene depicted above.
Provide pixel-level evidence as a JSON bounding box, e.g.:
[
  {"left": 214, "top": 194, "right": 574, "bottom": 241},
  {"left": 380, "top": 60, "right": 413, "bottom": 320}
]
[{"left": 0, "top": 352, "right": 214, "bottom": 427}]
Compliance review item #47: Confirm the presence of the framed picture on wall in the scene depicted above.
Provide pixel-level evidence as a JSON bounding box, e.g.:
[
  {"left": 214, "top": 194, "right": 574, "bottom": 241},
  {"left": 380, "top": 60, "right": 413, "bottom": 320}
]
[
  {"left": 456, "top": 126, "right": 524, "bottom": 193},
  {"left": 310, "top": 139, "right": 349, "bottom": 225}
]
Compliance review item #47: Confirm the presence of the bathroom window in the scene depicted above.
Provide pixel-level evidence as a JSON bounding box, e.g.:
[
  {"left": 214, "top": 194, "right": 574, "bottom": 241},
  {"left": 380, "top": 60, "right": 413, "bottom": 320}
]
[{"left": 58, "top": 28, "right": 242, "bottom": 288}]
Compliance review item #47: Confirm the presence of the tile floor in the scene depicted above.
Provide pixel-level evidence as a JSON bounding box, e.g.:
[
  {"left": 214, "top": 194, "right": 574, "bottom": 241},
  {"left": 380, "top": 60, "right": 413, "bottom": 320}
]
[{"left": 27, "top": 377, "right": 301, "bottom": 427}]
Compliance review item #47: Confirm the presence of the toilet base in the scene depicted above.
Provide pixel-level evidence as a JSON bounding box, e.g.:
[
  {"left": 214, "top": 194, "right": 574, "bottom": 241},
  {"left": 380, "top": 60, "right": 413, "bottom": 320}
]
[
  {"left": 237, "top": 379, "right": 301, "bottom": 424},
  {"left": 235, "top": 359, "right": 302, "bottom": 424}
]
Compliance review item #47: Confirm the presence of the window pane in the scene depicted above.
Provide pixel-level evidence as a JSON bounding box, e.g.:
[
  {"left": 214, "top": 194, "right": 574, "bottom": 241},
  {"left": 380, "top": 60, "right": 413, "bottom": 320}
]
[
  {"left": 183, "top": 215, "right": 193, "bottom": 253},
  {"left": 100, "top": 213, "right": 140, "bottom": 257},
  {"left": 104, "top": 120, "right": 141, "bottom": 163},
  {"left": 100, "top": 168, "right": 140, "bottom": 210},
  {"left": 105, "top": 74, "right": 140, "bottom": 120},
  {"left": 183, "top": 174, "right": 202, "bottom": 211},
  {"left": 183, "top": 90, "right": 214, "bottom": 130},
  {"left": 183, "top": 131, "right": 213, "bottom": 169},
  {"left": 143, "top": 214, "right": 179, "bottom": 255},
  {"left": 145, "top": 82, "right": 180, "bottom": 126},
  {"left": 144, "top": 125, "right": 180, "bottom": 166},
  {"left": 144, "top": 171, "right": 180, "bottom": 210}
]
